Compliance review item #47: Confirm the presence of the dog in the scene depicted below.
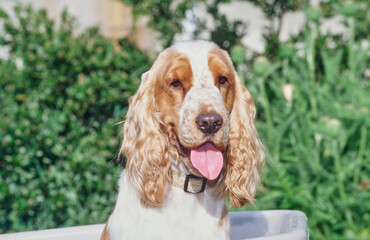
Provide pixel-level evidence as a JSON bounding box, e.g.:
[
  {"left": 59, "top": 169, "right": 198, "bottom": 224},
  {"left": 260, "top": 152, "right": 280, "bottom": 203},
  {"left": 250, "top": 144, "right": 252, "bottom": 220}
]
[{"left": 101, "top": 40, "right": 265, "bottom": 240}]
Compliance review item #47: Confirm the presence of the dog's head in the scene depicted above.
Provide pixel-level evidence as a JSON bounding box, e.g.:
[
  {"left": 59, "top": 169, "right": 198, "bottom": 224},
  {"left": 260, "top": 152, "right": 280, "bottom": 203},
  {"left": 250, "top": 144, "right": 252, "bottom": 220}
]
[{"left": 121, "top": 40, "right": 264, "bottom": 208}]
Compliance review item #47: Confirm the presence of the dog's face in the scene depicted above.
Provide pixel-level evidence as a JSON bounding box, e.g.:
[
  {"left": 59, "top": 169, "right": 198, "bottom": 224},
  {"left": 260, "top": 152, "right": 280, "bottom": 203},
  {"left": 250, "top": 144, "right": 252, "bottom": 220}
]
[
  {"left": 154, "top": 42, "right": 236, "bottom": 180},
  {"left": 122, "top": 41, "right": 264, "bottom": 208}
]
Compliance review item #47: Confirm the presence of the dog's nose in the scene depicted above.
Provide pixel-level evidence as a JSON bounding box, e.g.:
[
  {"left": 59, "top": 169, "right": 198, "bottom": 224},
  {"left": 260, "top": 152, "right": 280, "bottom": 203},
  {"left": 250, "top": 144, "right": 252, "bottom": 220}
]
[{"left": 196, "top": 113, "right": 223, "bottom": 134}]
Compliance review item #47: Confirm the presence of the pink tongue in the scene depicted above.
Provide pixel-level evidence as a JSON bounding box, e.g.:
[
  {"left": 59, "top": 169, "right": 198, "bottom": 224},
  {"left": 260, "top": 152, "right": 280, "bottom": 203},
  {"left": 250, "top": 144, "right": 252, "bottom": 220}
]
[{"left": 190, "top": 142, "right": 223, "bottom": 180}]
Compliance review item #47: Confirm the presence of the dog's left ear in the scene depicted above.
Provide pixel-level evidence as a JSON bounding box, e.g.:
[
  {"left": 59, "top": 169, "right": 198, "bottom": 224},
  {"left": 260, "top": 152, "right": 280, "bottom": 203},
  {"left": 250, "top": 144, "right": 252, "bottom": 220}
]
[
  {"left": 222, "top": 72, "right": 265, "bottom": 208},
  {"left": 121, "top": 70, "right": 171, "bottom": 208}
]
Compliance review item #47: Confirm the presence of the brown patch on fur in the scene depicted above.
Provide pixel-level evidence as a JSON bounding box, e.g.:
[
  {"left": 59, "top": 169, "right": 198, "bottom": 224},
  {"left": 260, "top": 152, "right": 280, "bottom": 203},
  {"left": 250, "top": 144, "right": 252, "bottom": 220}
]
[
  {"left": 208, "top": 48, "right": 235, "bottom": 114},
  {"left": 100, "top": 222, "right": 110, "bottom": 240},
  {"left": 155, "top": 50, "right": 193, "bottom": 131}
]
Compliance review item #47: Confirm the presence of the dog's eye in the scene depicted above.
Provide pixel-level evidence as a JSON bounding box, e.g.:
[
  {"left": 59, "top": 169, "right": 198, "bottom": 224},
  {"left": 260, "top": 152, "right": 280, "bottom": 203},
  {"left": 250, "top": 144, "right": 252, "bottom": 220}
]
[
  {"left": 218, "top": 76, "right": 229, "bottom": 86},
  {"left": 170, "top": 80, "right": 183, "bottom": 89}
]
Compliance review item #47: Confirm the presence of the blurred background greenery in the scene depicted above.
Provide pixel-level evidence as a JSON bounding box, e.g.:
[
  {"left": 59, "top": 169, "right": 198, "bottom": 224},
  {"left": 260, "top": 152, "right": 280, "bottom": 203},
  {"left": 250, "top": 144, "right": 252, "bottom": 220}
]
[{"left": 0, "top": 1, "right": 369, "bottom": 239}]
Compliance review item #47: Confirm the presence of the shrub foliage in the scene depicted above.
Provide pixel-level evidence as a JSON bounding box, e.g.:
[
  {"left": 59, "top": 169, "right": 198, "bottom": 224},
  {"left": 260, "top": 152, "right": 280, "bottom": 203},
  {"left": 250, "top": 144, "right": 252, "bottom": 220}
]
[{"left": 0, "top": 5, "right": 151, "bottom": 232}]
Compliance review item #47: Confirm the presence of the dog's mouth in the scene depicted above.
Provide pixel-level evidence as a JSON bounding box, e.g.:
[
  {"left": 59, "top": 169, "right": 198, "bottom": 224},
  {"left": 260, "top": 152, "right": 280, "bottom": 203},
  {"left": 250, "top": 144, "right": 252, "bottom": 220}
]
[
  {"left": 172, "top": 130, "right": 224, "bottom": 180},
  {"left": 172, "top": 132, "right": 191, "bottom": 158}
]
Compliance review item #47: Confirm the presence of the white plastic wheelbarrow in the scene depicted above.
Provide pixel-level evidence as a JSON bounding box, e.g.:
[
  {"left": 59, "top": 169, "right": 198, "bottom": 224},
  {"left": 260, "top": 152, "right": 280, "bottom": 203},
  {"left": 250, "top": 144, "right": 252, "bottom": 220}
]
[{"left": 0, "top": 210, "right": 308, "bottom": 240}]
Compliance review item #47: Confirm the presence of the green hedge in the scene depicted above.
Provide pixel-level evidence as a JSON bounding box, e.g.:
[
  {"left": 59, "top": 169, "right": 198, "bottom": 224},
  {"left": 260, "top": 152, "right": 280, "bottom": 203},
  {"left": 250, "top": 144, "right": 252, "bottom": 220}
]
[
  {"left": 235, "top": 7, "right": 370, "bottom": 239},
  {"left": 240, "top": 39, "right": 370, "bottom": 239},
  {"left": 0, "top": 5, "right": 151, "bottom": 232}
]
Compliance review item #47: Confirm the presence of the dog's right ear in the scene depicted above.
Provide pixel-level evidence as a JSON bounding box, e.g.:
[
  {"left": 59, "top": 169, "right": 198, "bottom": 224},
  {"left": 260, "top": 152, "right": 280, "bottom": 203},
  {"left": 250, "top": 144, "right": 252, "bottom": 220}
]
[
  {"left": 220, "top": 73, "right": 265, "bottom": 208},
  {"left": 120, "top": 70, "right": 171, "bottom": 208}
]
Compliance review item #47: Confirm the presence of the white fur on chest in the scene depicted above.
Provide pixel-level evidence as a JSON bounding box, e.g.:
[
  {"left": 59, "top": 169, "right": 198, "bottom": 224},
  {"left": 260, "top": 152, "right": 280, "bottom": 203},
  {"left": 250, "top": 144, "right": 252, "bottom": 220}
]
[{"left": 108, "top": 172, "right": 229, "bottom": 240}]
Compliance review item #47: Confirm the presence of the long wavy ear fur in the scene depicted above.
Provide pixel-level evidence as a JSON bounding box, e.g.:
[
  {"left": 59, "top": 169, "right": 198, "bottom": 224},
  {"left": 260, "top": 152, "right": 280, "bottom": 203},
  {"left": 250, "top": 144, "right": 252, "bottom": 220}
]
[
  {"left": 223, "top": 73, "right": 265, "bottom": 208},
  {"left": 120, "top": 71, "right": 170, "bottom": 208}
]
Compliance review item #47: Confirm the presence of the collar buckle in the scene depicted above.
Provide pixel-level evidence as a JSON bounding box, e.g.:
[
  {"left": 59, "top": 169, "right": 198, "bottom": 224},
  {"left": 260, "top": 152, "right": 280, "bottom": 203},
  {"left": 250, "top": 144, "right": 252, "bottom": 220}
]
[{"left": 184, "top": 174, "right": 207, "bottom": 193}]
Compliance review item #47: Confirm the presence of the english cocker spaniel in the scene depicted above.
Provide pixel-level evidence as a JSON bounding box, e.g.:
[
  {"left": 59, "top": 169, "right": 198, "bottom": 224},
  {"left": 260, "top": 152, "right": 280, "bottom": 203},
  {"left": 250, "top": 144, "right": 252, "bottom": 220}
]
[{"left": 101, "top": 40, "right": 265, "bottom": 240}]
